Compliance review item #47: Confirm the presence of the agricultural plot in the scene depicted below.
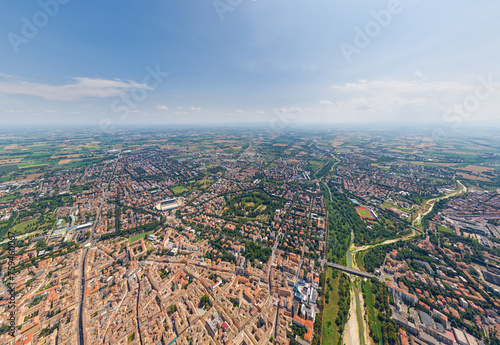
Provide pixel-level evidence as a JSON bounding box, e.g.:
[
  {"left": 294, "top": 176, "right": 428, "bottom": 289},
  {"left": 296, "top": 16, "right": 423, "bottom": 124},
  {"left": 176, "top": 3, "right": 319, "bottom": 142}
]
[{"left": 0, "top": 164, "right": 19, "bottom": 174}]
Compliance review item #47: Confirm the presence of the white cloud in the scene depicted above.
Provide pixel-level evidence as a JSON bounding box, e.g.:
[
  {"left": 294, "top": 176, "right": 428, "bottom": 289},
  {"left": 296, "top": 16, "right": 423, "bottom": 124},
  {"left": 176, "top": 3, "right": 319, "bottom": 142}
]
[
  {"left": 328, "top": 79, "right": 467, "bottom": 115},
  {"left": 275, "top": 106, "right": 302, "bottom": 113},
  {"left": 0, "top": 73, "right": 16, "bottom": 79},
  {"left": 319, "top": 100, "right": 333, "bottom": 105},
  {"left": 310, "top": 78, "right": 500, "bottom": 123},
  {"left": 155, "top": 105, "right": 168, "bottom": 110},
  {"left": 0, "top": 76, "right": 150, "bottom": 101},
  {"left": 330, "top": 79, "right": 469, "bottom": 96}
]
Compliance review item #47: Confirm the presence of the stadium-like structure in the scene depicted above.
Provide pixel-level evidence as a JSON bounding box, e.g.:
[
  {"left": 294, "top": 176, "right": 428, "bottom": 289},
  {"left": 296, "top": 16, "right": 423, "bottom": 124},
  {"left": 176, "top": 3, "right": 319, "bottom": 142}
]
[{"left": 155, "top": 198, "right": 183, "bottom": 212}]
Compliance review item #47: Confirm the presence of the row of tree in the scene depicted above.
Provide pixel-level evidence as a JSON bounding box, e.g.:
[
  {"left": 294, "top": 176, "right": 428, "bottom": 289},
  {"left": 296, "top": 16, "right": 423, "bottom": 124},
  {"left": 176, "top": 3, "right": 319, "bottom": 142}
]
[{"left": 362, "top": 278, "right": 397, "bottom": 344}]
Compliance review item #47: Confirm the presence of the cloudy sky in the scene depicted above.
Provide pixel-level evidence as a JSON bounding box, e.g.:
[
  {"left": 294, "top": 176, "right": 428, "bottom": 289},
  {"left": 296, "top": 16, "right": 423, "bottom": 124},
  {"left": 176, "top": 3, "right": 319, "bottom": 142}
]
[{"left": 0, "top": 0, "right": 499, "bottom": 129}]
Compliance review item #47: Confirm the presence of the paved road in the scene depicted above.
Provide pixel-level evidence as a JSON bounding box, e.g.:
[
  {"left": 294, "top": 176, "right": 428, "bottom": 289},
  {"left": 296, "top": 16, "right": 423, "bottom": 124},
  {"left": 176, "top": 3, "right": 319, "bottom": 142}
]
[
  {"left": 77, "top": 150, "right": 122, "bottom": 345},
  {"left": 77, "top": 247, "right": 88, "bottom": 345},
  {"left": 326, "top": 262, "right": 377, "bottom": 279}
]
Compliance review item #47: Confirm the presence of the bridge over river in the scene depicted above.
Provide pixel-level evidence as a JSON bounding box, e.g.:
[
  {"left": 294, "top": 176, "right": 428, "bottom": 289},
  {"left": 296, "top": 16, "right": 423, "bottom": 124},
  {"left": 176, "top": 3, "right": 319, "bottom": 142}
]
[{"left": 326, "top": 262, "right": 377, "bottom": 279}]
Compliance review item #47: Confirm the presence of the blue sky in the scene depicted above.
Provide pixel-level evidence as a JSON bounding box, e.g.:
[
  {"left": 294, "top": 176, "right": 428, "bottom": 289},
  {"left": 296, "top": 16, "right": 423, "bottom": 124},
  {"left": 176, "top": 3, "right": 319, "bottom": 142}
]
[{"left": 0, "top": 0, "right": 499, "bottom": 129}]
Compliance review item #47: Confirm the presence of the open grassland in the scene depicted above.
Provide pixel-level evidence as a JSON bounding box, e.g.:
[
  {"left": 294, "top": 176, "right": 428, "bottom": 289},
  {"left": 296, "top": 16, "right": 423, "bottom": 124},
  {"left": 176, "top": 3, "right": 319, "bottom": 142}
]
[
  {"left": 457, "top": 172, "right": 491, "bottom": 182},
  {"left": 196, "top": 179, "right": 214, "bottom": 189},
  {"left": 10, "top": 218, "right": 39, "bottom": 236},
  {"left": 309, "top": 160, "right": 323, "bottom": 173},
  {"left": 381, "top": 202, "right": 412, "bottom": 214},
  {"left": 172, "top": 186, "right": 188, "bottom": 195},
  {"left": 129, "top": 230, "right": 154, "bottom": 243},
  {"left": 437, "top": 225, "right": 454, "bottom": 234},
  {"left": 18, "top": 162, "right": 51, "bottom": 168}
]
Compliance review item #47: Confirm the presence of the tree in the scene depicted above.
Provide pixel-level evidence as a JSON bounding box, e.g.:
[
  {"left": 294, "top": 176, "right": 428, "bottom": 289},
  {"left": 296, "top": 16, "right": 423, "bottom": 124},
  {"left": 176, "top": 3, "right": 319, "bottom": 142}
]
[{"left": 199, "top": 294, "right": 210, "bottom": 309}]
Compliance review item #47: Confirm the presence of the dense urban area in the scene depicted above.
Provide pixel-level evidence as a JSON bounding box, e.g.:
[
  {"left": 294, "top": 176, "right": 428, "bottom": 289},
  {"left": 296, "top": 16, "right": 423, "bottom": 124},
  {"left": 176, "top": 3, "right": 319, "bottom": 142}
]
[{"left": 1, "top": 127, "right": 500, "bottom": 345}]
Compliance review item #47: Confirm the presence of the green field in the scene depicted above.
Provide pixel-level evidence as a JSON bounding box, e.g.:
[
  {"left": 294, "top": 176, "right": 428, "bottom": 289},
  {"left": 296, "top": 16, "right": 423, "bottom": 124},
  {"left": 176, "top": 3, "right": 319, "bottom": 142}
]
[
  {"left": 196, "top": 179, "right": 214, "bottom": 190},
  {"left": 309, "top": 160, "right": 323, "bottom": 173},
  {"left": 0, "top": 194, "right": 17, "bottom": 202},
  {"left": 356, "top": 207, "right": 373, "bottom": 219},
  {"left": 29, "top": 152, "right": 53, "bottom": 158},
  {"left": 0, "top": 165, "right": 19, "bottom": 174},
  {"left": 129, "top": 230, "right": 154, "bottom": 243},
  {"left": 18, "top": 162, "right": 51, "bottom": 168},
  {"left": 171, "top": 186, "right": 188, "bottom": 195},
  {"left": 363, "top": 280, "right": 383, "bottom": 344},
  {"left": 381, "top": 202, "right": 412, "bottom": 214},
  {"left": 437, "top": 225, "right": 454, "bottom": 234},
  {"left": 9, "top": 218, "right": 39, "bottom": 236},
  {"left": 322, "top": 268, "right": 342, "bottom": 345}
]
